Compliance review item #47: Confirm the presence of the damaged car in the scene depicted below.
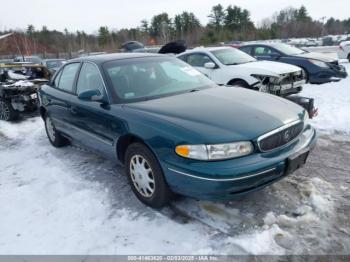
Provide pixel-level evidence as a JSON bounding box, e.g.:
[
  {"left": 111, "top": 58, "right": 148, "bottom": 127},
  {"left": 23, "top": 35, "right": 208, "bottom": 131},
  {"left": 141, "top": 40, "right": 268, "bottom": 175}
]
[
  {"left": 177, "top": 47, "right": 316, "bottom": 118},
  {"left": 239, "top": 43, "right": 348, "bottom": 84},
  {"left": 0, "top": 63, "right": 51, "bottom": 121}
]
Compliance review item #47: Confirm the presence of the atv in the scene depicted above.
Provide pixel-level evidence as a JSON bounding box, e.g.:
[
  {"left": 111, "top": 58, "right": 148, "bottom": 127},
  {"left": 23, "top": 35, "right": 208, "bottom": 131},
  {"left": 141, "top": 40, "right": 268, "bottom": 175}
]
[{"left": 0, "top": 63, "right": 51, "bottom": 121}]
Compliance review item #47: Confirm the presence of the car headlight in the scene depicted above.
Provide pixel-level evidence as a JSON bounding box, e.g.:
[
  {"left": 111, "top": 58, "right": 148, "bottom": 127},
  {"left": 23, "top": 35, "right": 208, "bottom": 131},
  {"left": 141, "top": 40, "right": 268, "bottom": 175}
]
[
  {"left": 175, "top": 142, "right": 253, "bottom": 160},
  {"left": 309, "top": 59, "right": 329, "bottom": 68}
]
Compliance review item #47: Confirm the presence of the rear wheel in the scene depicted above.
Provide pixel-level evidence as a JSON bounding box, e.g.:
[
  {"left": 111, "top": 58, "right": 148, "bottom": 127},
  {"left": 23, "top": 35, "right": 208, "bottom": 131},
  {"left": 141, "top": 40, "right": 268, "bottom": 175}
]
[
  {"left": 44, "top": 115, "right": 69, "bottom": 147},
  {"left": 125, "top": 143, "right": 172, "bottom": 208},
  {"left": 0, "top": 100, "right": 19, "bottom": 121}
]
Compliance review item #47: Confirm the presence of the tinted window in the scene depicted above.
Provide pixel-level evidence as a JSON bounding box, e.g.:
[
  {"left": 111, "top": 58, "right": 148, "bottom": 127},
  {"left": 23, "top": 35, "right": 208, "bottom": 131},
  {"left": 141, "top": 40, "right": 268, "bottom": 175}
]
[
  {"left": 58, "top": 63, "right": 80, "bottom": 92},
  {"left": 239, "top": 46, "right": 252, "bottom": 55},
  {"left": 186, "top": 54, "right": 214, "bottom": 67},
  {"left": 211, "top": 48, "right": 256, "bottom": 65},
  {"left": 103, "top": 57, "right": 214, "bottom": 102},
  {"left": 76, "top": 63, "right": 104, "bottom": 95}
]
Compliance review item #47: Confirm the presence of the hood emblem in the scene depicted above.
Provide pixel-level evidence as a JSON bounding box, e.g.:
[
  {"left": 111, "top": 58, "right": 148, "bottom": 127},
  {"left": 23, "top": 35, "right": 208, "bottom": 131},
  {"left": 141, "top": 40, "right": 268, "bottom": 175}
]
[{"left": 283, "top": 130, "right": 291, "bottom": 141}]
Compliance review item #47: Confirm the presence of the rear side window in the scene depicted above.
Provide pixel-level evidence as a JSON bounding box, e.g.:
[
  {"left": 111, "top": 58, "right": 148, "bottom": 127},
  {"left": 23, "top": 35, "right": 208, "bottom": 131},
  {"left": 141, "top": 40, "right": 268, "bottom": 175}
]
[
  {"left": 240, "top": 46, "right": 252, "bottom": 55},
  {"left": 57, "top": 63, "right": 80, "bottom": 92},
  {"left": 76, "top": 63, "right": 104, "bottom": 95}
]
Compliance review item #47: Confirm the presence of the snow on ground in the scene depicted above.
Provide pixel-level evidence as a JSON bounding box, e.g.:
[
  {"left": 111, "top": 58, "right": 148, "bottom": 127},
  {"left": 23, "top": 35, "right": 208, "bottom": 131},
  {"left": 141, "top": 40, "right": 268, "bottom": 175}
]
[
  {"left": 1, "top": 117, "right": 349, "bottom": 254},
  {"left": 301, "top": 61, "right": 350, "bottom": 134},
  {"left": 1, "top": 63, "right": 350, "bottom": 254}
]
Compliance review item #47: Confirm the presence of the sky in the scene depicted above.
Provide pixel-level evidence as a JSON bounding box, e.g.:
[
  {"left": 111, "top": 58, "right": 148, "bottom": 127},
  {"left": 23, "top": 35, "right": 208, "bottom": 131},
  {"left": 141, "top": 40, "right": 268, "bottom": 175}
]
[{"left": 0, "top": 0, "right": 349, "bottom": 33}]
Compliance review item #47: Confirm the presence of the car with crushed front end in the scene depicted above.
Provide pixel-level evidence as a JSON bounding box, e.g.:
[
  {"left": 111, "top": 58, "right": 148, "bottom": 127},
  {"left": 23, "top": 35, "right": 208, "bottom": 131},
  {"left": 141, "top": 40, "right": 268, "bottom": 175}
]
[
  {"left": 177, "top": 47, "right": 306, "bottom": 97},
  {"left": 239, "top": 43, "right": 348, "bottom": 84},
  {"left": 0, "top": 63, "right": 51, "bottom": 121},
  {"left": 38, "top": 53, "right": 317, "bottom": 208}
]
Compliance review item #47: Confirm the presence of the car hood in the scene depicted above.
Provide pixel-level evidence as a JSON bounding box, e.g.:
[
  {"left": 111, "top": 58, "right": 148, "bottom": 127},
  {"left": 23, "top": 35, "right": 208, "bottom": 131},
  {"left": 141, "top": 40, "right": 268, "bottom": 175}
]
[
  {"left": 293, "top": 52, "right": 336, "bottom": 62},
  {"left": 124, "top": 87, "right": 304, "bottom": 143},
  {"left": 233, "top": 61, "right": 301, "bottom": 76}
]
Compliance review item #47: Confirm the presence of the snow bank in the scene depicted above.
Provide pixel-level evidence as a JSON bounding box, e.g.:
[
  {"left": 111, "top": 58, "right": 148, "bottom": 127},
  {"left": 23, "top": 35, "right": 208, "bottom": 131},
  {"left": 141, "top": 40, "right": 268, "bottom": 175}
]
[
  {"left": 226, "top": 224, "right": 286, "bottom": 255},
  {"left": 0, "top": 118, "right": 215, "bottom": 254},
  {"left": 301, "top": 62, "right": 350, "bottom": 134}
]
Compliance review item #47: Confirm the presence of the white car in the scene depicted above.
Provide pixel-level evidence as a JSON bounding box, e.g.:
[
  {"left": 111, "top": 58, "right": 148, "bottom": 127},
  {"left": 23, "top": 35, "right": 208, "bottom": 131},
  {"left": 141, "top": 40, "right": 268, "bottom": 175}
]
[
  {"left": 177, "top": 47, "right": 306, "bottom": 96},
  {"left": 338, "top": 41, "right": 350, "bottom": 61}
]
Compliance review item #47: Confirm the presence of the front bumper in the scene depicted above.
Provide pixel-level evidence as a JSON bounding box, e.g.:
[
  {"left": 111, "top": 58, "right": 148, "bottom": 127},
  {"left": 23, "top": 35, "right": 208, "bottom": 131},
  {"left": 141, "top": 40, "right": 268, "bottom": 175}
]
[
  {"left": 309, "top": 66, "right": 348, "bottom": 84},
  {"left": 161, "top": 126, "right": 317, "bottom": 200}
]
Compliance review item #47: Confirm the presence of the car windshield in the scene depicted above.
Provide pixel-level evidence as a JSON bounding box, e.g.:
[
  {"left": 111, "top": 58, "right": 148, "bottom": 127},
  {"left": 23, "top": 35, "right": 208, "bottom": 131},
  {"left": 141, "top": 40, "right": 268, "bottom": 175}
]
[
  {"left": 211, "top": 48, "right": 256, "bottom": 65},
  {"left": 103, "top": 57, "right": 215, "bottom": 102},
  {"left": 272, "top": 44, "right": 306, "bottom": 55},
  {"left": 46, "top": 60, "right": 65, "bottom": 69}
]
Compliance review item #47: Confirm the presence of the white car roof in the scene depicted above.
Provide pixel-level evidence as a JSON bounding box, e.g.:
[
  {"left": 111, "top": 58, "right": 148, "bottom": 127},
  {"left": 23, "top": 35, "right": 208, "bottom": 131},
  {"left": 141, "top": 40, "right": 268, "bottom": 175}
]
[{"left": 184, "top": 46, "right": 230, "bottom": 54}]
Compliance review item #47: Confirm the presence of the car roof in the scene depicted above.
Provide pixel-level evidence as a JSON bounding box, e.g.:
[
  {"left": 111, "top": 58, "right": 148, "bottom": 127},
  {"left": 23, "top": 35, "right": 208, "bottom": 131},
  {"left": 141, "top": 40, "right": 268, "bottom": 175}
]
[
  {"left": 181, "top": 46, "right": 230, "bottom": 54},
  {"left": 44, "top": 58, "right": 66, "bottom": 61},
  {"left": 69, "top": 52, "right": 165, "bottom": 65}
]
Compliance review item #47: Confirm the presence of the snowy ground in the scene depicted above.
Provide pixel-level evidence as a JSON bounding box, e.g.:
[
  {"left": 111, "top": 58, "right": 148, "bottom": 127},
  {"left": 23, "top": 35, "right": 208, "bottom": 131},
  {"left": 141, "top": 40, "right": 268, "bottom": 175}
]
[
  {"left": 300, "top": 62, "right": 350, "bottom": 134},
  {"left": 0, "top": 63, "right": 350, "bottom": 255}
]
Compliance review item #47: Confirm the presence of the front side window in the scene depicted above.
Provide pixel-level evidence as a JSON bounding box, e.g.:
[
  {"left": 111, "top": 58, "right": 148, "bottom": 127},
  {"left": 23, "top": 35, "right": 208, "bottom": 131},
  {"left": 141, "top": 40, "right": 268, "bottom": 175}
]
[
  {"left": 76, "top": 63, "right": 104, "bottom": 95},
  {"left": 254, "top": 46, "right": 279, "bottom": 56},
  {"left": 211, "top": 48, "right": 256, "bottom": 65},
  {"left": 103, "top": 57, "right": 215, "bottom": 102},
  {"left": 58, "top": 63, "right": 80, "bottom": 92},
  {"left": 186, "top": 54, "right": 214, "bottom": 67}
]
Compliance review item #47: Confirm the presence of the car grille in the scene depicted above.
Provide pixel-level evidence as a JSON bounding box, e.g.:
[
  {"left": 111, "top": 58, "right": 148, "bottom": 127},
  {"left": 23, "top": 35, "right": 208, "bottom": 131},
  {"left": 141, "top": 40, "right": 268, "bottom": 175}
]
[
  {"left": 279, "top": 72, "right": 304, "bottom": 85},
  {"left": 258, "top": 121, "right": 304, "bottom": 152}
]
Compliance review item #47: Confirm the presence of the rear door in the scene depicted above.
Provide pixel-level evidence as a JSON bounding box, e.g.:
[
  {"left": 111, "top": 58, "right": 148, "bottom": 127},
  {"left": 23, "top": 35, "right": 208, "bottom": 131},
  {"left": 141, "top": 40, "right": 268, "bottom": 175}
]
[
  {"left": 44, "top": 62, "right": 81, "bottom": 137},
  {"left": 68, "top": 62, "right": 115, "bottom": 156}
]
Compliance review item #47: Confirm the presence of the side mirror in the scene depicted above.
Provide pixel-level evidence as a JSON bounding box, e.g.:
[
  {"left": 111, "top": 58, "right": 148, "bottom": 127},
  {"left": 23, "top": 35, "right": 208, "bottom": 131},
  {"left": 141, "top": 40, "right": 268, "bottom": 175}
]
[
  {"left": 78, "top": 89, "right": 106, "bottom": 103},
  {"left": 204, "top": 62, "right": 216, "bottom": 69}
]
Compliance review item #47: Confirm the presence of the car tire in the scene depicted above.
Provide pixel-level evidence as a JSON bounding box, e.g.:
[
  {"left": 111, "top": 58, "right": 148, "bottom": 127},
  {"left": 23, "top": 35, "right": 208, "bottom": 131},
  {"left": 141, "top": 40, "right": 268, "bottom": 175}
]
[
  {"left": 0, "top": 99, "right": 19, "bottom": 121},
  {"left": 125, "top": 143, "right": 172, "bottom": 208},
  {"left": 229, "top": 80, "right": 249, "bottom": 88},
  {"left": 44, "top": 114, "right": 69, "bottom": 147},
  {"left": 347, "top": 54, "right": 350, "bottom": 62}
]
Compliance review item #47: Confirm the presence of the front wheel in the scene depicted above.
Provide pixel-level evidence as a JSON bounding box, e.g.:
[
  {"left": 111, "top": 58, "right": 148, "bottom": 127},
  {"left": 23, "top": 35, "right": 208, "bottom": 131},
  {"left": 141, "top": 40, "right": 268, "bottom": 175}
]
[
  {"left": 44, "top": 115, "right": 69, "bottom": 147},
  {"left": 125, "top": 143, "right": 172, "bottom": 208},
  {"left": 0, "top": 100, "right": 19, "bottom": 121}
]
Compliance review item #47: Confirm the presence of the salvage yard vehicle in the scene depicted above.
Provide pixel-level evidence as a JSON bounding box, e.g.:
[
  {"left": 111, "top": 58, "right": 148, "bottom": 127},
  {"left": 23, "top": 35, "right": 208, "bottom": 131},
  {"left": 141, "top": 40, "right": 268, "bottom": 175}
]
[
  {"left": 177, "top": 47, "right": 306, "bottom": 97},
  {"left": 13, "top": 55, "right": 43, "bottom": 65},
  {"left": 0, "top": 63, "right": 51, "bottom": 121},
  {"left": 239, "top": 43, "right": 348, "bottom": 84},
  {"left": 39, "top": 53, "right": 317, "bottom": 208},
  {"left": 177, "top": 47, "right": 317, "bottom": 118},
  {"left": 338, "top": 40, "right": 350, "bottom": 62},
  {"left": 42, "top": 59, "right": 66, "bottom": 73}
]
